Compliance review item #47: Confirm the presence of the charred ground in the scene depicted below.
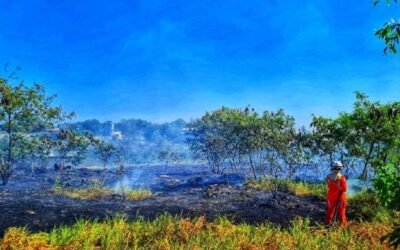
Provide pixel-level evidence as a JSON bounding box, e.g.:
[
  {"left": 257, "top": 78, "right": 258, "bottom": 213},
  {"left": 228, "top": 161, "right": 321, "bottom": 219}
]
[{"left": 0, "top": 165, "right": 327, "bottom": 237}]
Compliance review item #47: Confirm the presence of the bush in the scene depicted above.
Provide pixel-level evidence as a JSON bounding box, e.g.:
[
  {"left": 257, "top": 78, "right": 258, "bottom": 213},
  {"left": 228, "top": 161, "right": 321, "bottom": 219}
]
[{"left": 347, "top": 191, "right": 397, "bottom": 223}]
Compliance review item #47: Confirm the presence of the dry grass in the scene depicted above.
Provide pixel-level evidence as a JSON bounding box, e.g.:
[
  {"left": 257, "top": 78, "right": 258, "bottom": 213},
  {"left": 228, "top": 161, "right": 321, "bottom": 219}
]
[
  {"left": 245, "top": 178, "right": 327, "bottom": 199},
  {"left": 0, "top": 215, "right": 397, "bottom": 250},
  {"left": 125, "top": 189, "right": 153, "bottom": 200},
  {"left": 51, "top": 179, "right": 153, "bottom": 201}
]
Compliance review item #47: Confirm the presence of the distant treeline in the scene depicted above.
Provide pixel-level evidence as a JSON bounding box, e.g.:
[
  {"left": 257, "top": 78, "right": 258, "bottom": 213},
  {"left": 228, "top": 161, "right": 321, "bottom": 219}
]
[
  {"left": 62, "top": 118, "right": 192, "bottom": 166},
  {"left": 65, "top": 118, "right": 187, "bottom": 144}
]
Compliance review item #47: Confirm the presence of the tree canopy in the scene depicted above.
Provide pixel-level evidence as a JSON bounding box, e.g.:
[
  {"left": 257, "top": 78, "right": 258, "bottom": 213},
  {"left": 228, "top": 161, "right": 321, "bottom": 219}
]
[{"left": 374, "top": 0, "right": 400, "bottom": 54}]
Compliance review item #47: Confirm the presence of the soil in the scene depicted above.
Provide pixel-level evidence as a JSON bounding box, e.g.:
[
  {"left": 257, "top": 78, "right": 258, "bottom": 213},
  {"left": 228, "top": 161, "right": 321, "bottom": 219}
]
[{"left": 0, "top": 165, "right": 327, "bottom": 236}]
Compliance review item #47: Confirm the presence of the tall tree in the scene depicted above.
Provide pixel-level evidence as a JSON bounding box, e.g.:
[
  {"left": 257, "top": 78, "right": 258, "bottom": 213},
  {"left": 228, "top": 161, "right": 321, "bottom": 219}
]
[
  {"left": 93, "top": 139, "right": 116, "bottom": 169},
  {"left": 0, "top": 75, "right": 73, "bottom": 184},
  {"left": 54, "top": 129, "right": 92, "bottom": 170}
]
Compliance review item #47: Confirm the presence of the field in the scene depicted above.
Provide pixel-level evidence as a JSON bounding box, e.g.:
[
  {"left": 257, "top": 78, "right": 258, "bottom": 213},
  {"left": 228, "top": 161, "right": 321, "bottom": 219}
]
[{"left": 0, "top": 165, "right": 398, "bottom": 249}]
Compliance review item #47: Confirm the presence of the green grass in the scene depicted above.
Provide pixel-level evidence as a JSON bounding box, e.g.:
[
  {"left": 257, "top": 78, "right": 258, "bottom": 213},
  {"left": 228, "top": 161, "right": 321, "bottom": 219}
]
[
  {"left": 245, "top": 177, "right": 327, "bottom": 200},
  {"left": 0, "top": 214, "right": 396, "bottom": 250},
  {"left": 348, "top": 191, "right": 399, "bottom": 224}
]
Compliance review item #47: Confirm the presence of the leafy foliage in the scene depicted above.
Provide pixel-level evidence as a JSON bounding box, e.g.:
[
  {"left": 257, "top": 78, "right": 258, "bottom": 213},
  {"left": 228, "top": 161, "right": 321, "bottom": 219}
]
[
  {"left": 92, "top": 139, "right": 116, "bottom": 168},
  {"left": 373, "top": 163, "right": 400, "bottom": 249},
  {"left": 54, "top": 129, "right": 93, "bottom": 168},
  {"left": 0, "top": 73, "right": 73, "bottom": 184},
  {"left": 374, "top": 0, "right": 400, "bottom": 54},
  {"left": 158, "top": 148, "right": 181, "bottom": 166},
  {"left": 373, "top": 163, "right": 400, "bottom": 210},
  {"left": 311, "top": 92, "right": 400, "bottom": 181},
  {"left": 186, "top": 107, "right": 310, "bottom": 179}
]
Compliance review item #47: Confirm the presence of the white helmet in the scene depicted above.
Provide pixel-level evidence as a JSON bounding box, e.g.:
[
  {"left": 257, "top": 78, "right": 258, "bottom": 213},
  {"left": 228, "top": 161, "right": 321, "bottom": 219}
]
[{"left": 331, "top": 160, "right": 343, "bottom": 168}]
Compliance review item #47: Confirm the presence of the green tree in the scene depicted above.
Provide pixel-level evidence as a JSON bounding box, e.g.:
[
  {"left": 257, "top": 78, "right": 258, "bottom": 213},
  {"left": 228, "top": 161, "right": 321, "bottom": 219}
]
[
  {"left": 93, "top": 139, "right": 116, "bottom": 169},
  {"left": 260, "top": 109, "right": 297, "bottom": 180},
  {"left": 186, "top": 109, "right": 230, "bottom": 173},
  {"left": 0, "top": 75, "right": 73, "bottom": 184},
  {"left": 54, "top": 129, "right": 92, "bottom": 170},
  {"left": 158, "top": 149, "right": 171, "bottom": 166},
  {"left": 212, "top": 107, "right": 248, "bottom": 173},
  {"left": 186, "top": 106, "right": 306, "bottom": 180},
  {"left": 311, "top": 92, "right": 400, "bottom": 181},
  {"left": 186, "top": 106, "right": 262, "bottom": 175},
  {"left": 374, "top": 0, "right": 400, "bottom": 54},
  {"left": 310, "top": 116, "right": 341, "bottom": 165},
  {"left": 15, "top": 134, "right": 53, "bottom": 174},
  {"left": 158, "top": 148, "right": 182, "bottom": 167},
  {"left": 341, "top": 93, "right": 400, "bottom": 181},
  {"left": 281, "top": 127, "right": 312, "bottom": 180}
]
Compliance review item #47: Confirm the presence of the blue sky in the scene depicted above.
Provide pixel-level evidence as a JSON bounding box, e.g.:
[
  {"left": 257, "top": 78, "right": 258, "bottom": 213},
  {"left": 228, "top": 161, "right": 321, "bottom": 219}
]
[{"left": 0, "top": 0, "right": 399, "bottom": 126}]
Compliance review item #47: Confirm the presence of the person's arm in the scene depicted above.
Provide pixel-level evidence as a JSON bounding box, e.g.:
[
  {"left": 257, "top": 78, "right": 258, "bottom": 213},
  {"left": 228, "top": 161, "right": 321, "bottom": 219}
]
[
  {"left": 326, "top": 176, "right": 329, "bottom": 189},
  {"left": 340, "top": 176, "right": 347, "bottom": 197}
]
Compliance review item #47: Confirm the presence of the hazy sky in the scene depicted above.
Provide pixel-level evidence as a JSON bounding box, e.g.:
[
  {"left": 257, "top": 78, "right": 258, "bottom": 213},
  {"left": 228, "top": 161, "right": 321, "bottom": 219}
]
[{"left": 0, "top": 0, "right": 399, "bottom": 126}]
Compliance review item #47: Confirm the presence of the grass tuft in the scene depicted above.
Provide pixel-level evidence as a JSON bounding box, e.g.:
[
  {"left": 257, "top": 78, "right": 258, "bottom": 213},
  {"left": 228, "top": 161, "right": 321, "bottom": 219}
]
[
  {"left": 51, "top": 178, "right": 153, "bottom": 201},
  {"left": 124, "top": 189, "right": 153, "bottom": 200},
  {"left": 245, "top": 177, "right": 327, "bottom": 199}
]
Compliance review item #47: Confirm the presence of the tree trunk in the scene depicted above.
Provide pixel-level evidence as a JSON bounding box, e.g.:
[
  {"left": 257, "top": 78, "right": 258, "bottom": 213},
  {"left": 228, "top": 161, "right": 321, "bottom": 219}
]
[
  {"left": 1, "top": 164, "right": 10, "bottom": 185},
  {"left": 248, "top": 153, "right": 257, "bottom": 180},
  {"left": 4, "top": 113, "right": 12, "bottom": 185},
  {"left": 1, "top": 175, "right": 8, "bottom": 185},
  {"left": 288, "top": 162, "right": 293, "bottom": 180},
  {"left": 361, "top": 142, "right": 375, "bottom": 181}
]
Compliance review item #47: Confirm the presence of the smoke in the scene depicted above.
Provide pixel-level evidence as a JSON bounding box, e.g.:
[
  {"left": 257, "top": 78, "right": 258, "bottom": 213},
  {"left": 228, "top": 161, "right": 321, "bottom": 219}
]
[{"left": 112, "top": 168, "right": 150, "bottom": 193}]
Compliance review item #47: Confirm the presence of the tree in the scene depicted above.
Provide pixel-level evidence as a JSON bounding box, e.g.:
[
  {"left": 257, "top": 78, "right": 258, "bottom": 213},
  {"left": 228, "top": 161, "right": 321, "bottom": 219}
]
[
  {"left": 114, "top": 146, "right": 129, "bottom": 201},
  {"left": 14, "top": 134, "right": 53, "bottom": 174},
  {"left": 338, "top": 93, "right": 400, "bottom": 183},
  {"left": 54, "top": 129, "right": 92, "bottom": 170},
  {"left": 186, "top": 109, "right": 230, "bottom": 173},
  {"left": 0, "top": 74, "right": 73, "bottom": 184},
  {"left": 311, "top": 92, "right": 400, "bottom": 182},
  {"left": 93, "top": 139, "right": 116, "bottom": 169},
  {"left": 158, "top": 148, "right": 182, "bottom": 167},
  {"left": 186, "top": 106, "right": 307, "bottom": 180},
  {"left": 281, "top": 127, "right": 312, "bottom": 180},
  {"left": 374, "top": 0, "right": 400, "bottom": 54}
]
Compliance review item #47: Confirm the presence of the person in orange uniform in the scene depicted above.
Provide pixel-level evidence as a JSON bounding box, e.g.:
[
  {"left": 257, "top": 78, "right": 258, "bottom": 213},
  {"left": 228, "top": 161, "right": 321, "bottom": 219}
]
[{"left": 326, "top": 160, "right": 347, "bottom": 226}]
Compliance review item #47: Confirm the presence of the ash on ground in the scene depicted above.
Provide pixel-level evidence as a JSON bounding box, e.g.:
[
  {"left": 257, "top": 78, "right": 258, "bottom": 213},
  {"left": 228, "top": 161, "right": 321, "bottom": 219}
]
[{"left": 0, "top": 165, "right": 327, "bottom": 236}]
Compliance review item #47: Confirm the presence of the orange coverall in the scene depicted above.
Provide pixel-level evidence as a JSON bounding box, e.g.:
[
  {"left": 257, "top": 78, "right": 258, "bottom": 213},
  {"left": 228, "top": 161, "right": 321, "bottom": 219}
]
[{"left": 326, "top": 175, "right": 347, "bottom": 225}]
